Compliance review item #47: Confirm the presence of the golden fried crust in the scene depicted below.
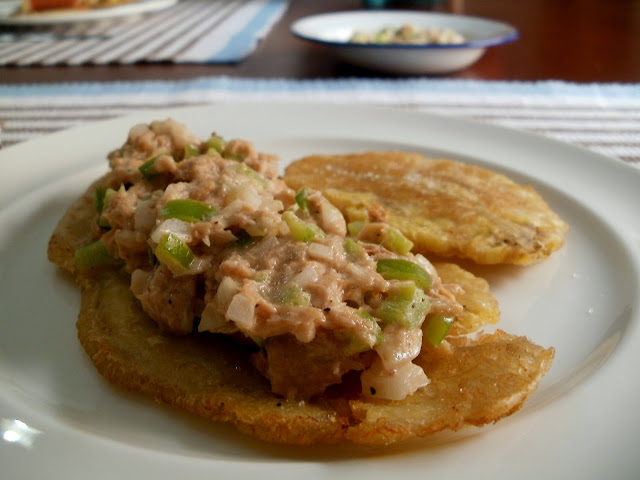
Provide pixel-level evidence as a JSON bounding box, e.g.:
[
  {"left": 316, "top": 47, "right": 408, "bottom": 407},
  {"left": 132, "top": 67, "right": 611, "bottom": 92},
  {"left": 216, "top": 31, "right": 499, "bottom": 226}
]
[
  {"left": 347, "top": 332, "right": 554, "bottom": 445},
  {"left": 284, "top": 152, "right": 569, "bottom": 265},
  {"left": 434, "top": 262, "right": 500, "bottom": 335}
]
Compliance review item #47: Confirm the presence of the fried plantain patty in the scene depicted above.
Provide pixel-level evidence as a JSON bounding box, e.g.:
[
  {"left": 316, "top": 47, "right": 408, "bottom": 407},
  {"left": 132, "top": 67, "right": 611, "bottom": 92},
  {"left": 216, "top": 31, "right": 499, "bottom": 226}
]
[{"left": 284, "top": 152, "right": 569, "bottom": 266}]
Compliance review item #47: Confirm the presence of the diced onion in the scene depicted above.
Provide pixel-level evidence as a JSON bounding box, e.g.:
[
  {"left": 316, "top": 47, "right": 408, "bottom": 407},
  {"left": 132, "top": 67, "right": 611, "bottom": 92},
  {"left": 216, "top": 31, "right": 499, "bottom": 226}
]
[
  {"left": 217, "top": 276, "right": 240, "bottom": 307},
  {"left": 225, "top": 184, "right": 262, "bottom": 210},
  {"left": 134, "top": 198, "right": 157, "bottom": 232},
  {"left": 345, "top": 262, "right": 371, "bottom": 283},
  {"left": 198, "top": 302, "right": 227, "bottom": 332},
  {"left": 361, "top": 360, "right": 430, "bottom": 401},
  {"left": 225, "top": 293, "right": 256, "bottom": 328},
  {"left": 222, "top": 199, "right": 244, "bottom": 217},
  {"left": 240, "top": 186, "right": 262, "bottom": 210},
  {"left": 130, "top": 269, "right": 150, "bottom": 296},
  {"left": 307, "top": 242, "right": 333, "bottom": 262},
  {"left": 375, "top": 326, "right": 422, "bottom": 370},
  {"left": 318, "top": 201, "right": 347, "bottom": 236},
  {"left": 151, "top": 218, "right": 192, "bottom": 244},
  {"left": 294, "top": 264, "right": 319, "bottom": 287}
]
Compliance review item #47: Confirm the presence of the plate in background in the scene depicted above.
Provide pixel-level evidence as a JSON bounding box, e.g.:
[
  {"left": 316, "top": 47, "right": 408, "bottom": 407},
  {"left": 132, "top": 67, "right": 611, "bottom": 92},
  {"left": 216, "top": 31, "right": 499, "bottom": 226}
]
[{"left": 0, "top": 0, "right": 177, "bottom": 25}]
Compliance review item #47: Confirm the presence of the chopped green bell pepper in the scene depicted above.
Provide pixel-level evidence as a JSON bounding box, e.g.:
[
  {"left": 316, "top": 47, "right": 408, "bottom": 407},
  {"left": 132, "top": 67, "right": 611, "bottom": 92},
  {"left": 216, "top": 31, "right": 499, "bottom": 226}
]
[
  {"left": 343, "top": 237, "right": 365, "bottom": 260},
  {"left": 206, "top": 134, "right": 227, "bottom": 155},
  {"left": 232, "top": 162, "right": 267, "bottom": 188},
  {"left": 184, "top": 144, "right": 200, "bottom": 159},
  {"left": 139, "top": 154, "right": 166, "bottom": 181},
  {"left": 347, "top": 220, "right": 366, "bottom": 236},
  {"left": 160, "top": 199, "right": 217, "bottom": 223},
  {"left": 282, "top": 211, "right": 326, "bottom": 243},
  {"left": 273, "top": 283, "right": 311, "bottom": 307},
  {"left": 376, "top": 258, "right": 432, "bottom": 290},
  {"left": 375, "top": 281, "right": 430, "bottom": 330},
  {"left": 154, "top": 233, "right": 195, "bottom": 272},
  {"left": 423, "top": 314, "right": 454, "bottom": 347},
  {"left": 357, "top": 308, "right": 384, "bottom": 345},
  {"left": 94, "top": 185, "right": 108, "bottom": 213},
  {"left": 94, "top": 186, "right": 117, "bottom": 228},
  {"left": 295, "top": 187, "right": 310, "bottom": 213},
  {"left": 380, "top": 225, "right": 413, "bottom": 255},
  {"left": 333, "top": 308, "right": 383, "bottom": 355},
  {"left": 74, "top": 240, "right": 116, "bottom": 269}
]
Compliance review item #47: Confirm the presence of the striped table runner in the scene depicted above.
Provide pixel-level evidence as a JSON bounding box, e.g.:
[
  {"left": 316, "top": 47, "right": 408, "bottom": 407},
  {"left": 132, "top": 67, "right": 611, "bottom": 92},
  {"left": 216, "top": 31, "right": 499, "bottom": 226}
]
[
  {"left": 1, "top": 78, "right": 639, "bottom": 167},
  {"left": 0, "top": 0, "right": 288, "bottom": 65}
]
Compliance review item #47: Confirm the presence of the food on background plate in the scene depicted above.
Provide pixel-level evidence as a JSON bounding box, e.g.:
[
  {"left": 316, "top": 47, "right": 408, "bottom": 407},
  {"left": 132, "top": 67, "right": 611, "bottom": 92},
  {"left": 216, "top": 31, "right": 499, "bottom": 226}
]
[
  {"left": 350, "top": 24, "right": 466, "bottom": 45},
  {"left": 21, "top": 0, "right": 134, "bottom": 13},
  {"left": 48, "top": 119, "right": 554, "bottom": 445},
  {"left": 284, "top": 151, "right": 569, "bottom": 266}
]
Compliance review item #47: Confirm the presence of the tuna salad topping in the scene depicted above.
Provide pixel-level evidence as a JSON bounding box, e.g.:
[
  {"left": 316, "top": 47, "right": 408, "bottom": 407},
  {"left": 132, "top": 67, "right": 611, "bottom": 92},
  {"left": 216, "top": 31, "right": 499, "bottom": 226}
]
[{"left": 79, "top": 119, "right": 464, "bottom": 401}]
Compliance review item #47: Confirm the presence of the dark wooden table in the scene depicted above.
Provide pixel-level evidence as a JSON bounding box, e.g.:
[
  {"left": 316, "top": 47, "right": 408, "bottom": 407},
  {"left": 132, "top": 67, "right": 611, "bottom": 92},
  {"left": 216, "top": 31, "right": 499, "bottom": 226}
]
[{"left": 2, "top": 0, "right": 639, "bottom": 84}]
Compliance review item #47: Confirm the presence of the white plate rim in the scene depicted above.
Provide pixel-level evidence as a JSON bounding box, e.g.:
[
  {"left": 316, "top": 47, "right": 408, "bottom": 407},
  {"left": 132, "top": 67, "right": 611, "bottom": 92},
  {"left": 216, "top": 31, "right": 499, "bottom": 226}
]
[{"left": 1, "top": 103, "right": 639, "bottom": 479}]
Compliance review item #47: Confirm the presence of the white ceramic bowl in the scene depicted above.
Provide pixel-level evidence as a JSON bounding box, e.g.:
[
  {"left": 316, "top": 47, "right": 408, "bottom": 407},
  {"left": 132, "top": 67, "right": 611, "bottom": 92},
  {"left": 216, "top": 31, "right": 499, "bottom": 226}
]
[{"left": 290, "top": 10, "right": 518, "bottom": 75}]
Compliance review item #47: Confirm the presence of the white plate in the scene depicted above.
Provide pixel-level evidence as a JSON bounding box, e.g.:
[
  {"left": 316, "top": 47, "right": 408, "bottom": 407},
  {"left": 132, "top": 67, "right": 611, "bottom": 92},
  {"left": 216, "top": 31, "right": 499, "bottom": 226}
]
[
  {"left": 290, "top": 11, "right": 518, "bottom": 74},
  {"left": 0, "top": 0, "right": 177, "bottom": 25},
  {"left": 1, "top": 104, "right": 639, "bottom": 479}
]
